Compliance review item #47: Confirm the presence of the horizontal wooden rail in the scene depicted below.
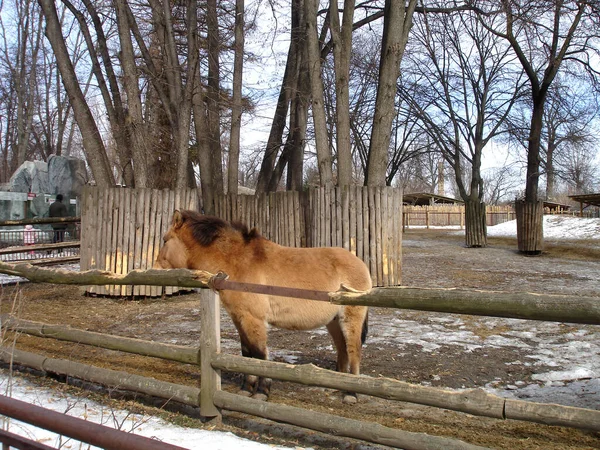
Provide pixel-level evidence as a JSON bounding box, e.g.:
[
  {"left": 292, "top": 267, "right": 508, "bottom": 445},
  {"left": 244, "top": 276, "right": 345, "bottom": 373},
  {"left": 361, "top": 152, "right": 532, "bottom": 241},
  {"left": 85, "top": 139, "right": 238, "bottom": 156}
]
[
  {"left": 212, "top": 353, "right": 600, "bottom": 432},
  {"left": 1, "top": 263, "right": 599, "bottom": 325},
  {"left": 329, "top": 286, "right": 600, "bottom": 325},
  {"left": 0, "top": 217, "right": 80, "bottom": 226},
  {"left": 0, "top": 347, "right": 200, "bottom": 407},
  {"left": 213, "top": 353, "right": 504, "bottom": 418},
  {"left": 0, "top": 394, "right": 188, "bottom": 450},
  {"left": 2, "top": 316, "right": 199, "bottom": 364},
  {"left": 0, "top": 241, "right": 80, "bottom": 255},
  {"left": 213, "top": 391, "right": 489, "bottom": 450}
]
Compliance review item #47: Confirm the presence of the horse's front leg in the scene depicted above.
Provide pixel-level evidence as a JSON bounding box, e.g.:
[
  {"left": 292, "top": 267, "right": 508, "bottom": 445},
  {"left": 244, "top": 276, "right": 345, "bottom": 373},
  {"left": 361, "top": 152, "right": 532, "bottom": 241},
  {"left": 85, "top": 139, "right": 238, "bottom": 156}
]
[{"left": 234, "top": 315, "right": 271, "bottom": 401}]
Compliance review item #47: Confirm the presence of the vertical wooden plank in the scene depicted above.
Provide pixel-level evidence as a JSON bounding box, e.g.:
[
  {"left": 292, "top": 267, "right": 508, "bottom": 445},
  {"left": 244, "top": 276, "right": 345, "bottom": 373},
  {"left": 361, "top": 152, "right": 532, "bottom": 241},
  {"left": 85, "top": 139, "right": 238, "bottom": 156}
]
[
  {"left": 325, "top": 187, "right": 331, "bottom": 247},
  {"left": 125, "top": 189, "right": 137, "bottom": 296},
  {"left": 395, "top": 189, "right": 403, "bottom": 285},
  {"left": 132, "top": 189, "right": 145, "bottom": 296},
  {"left": 99, "top": 188, "right": 113, "bottom": 296},
  {"left": 375, "top": 186, "right": 383, "bottom": 287},
  {"left": 164, "top": 189, "right": 176, "bottom": 295},
  {"left": 368, "top": 187, "right": 377, "bottom": 287},
  {"left": 362, "top": 187, "right": 369, "bottom": 276},
  {"left": 380, "top": 187, "right": 389, "bottom": 287},
  {"left": 349, "top": 187, "right": 356, "bottom": 256},
  {"left": 341, "top": 187, "right": 350, "bottom": 251},
  {"left": 287, "top": 191, "right": 294, "bottom": 247},
  {"left": 294, "top": 191, "right": 301, "bottom": 247},
  {"left": 199, "top": 289, "right": 222, "bottom": 418},
  {"left": 355, "top": 187, "right": 362, "bottom": 260},
  {"left": 139, "top": 189, "right": 152, "bottom": 297},
  {"left": 149, "top": 189, "right": 162, "bottom": 297}
]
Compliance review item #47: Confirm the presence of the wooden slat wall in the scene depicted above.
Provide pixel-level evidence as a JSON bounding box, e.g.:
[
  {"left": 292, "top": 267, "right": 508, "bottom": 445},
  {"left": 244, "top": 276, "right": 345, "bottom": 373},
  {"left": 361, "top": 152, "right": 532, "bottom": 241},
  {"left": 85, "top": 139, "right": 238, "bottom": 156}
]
[
  {"left": 80, "top": 187, "right": 198, "bottom": 297},
  {"left": 214, "top": 187, "right": 402, "bottom": 287}
]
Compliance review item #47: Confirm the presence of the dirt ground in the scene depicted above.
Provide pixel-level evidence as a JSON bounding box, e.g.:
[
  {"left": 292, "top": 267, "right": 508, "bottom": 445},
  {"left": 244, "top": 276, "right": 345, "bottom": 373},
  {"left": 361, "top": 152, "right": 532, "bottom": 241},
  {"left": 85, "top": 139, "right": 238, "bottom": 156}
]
[{"left": 1, "top": 229, "right": 599, "bottom": 450}]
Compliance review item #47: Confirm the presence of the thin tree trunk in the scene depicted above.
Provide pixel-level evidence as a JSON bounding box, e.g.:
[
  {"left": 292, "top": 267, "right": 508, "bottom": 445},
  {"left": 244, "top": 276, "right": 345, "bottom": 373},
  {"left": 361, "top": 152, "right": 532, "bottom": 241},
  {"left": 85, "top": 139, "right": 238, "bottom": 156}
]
[
  {"left": 255, "top": 0, "right": 302, "bottom": 193},
  {"left": 228, "top": 0, "right": 244, "bottom": 195},
  {"left": 329, "top": 0, "right": 354, "bottom": 186},
  {"left": 114, "top": 0, "right": 148, "bottom": 188},
  {"left": 206, "top": 0, "right": 224, "bottom": 195},
  {"left": 304, "top": 0, "right": 333, "bottom": 186},
  {"left": 366, "top": 0, "right": 416, "bottom": 186},
  {"left": 38, "top": 0, "right": 114, "bottom": 186}
]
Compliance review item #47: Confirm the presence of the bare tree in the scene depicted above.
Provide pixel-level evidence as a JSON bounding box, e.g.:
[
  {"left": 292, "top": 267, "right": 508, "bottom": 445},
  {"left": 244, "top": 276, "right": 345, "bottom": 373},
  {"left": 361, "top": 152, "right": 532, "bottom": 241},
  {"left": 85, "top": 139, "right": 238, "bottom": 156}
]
[
  {"left": 477, "top": 0, "right": 600, "bottom": 251},
  {"left": 227, "top": 0, "right": 245, "bottom": 195},
  {"left": 403, "top": 7, "right": 523, "bottom": 247},
  {"left": 365, "top": 0, "right": 417, "bottom": 186},
  {"left": 38, "top": 0, "right": 115, "bottom": 186}
]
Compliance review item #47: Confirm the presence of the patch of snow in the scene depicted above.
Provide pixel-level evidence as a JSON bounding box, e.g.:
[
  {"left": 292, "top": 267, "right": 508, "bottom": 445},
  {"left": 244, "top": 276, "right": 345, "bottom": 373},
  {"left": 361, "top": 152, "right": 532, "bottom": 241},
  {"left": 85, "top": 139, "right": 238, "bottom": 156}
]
[
  {"left": 487, "top": 215, "right": 600, "bottom": 240},
  {"left": 0, "top": 371, "right": 308, "bottom": 450}
]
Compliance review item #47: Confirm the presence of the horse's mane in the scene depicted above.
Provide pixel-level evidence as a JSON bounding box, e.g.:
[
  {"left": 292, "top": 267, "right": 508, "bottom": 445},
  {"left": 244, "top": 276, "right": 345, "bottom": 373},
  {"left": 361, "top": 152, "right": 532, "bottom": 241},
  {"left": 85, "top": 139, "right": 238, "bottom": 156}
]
[{"left": 180, "top": 210, "right": 261, "bottom": 246}]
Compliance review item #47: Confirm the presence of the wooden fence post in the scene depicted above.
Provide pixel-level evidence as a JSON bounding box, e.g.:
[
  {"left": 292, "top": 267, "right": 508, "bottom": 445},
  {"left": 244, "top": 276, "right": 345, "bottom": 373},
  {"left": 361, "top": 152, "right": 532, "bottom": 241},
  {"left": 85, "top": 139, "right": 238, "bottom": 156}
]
[{"left": 200, "top": 289, "right": 222, "bottom": 419}]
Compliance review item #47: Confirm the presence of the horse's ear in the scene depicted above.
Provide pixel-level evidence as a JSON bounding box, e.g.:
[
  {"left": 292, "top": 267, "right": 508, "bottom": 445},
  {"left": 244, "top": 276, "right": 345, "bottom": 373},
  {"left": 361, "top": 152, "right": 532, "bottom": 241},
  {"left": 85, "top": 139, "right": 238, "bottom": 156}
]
[{"left": 172, "top": 210, "right": 184, "bottom": 229}]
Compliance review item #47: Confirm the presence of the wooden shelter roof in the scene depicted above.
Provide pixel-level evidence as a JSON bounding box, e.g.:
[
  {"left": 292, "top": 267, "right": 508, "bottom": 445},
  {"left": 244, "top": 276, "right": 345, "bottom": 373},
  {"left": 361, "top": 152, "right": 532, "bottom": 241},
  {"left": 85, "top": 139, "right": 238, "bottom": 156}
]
[
  {"left": 568, "top": 193, "right": 600, "bottom": 208},
  {"left": 403, "top": 192, "right": 463, "bottom": 206}
]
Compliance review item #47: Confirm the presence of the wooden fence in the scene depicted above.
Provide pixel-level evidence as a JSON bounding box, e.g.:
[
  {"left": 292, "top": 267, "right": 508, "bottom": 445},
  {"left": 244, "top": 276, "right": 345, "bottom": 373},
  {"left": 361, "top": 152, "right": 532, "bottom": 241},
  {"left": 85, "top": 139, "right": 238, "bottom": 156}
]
[
  {"left": 0, "top": 264, "right": 599, "bottom": 449},
  {"left": 403, "top": 205, "right": 516, "bottom": 229},
  {"left": 79, "top": 187, "right": 198, "bottom": 296},
  {"left": 215, "top": 186, "right": 403, "bottom": 286}
]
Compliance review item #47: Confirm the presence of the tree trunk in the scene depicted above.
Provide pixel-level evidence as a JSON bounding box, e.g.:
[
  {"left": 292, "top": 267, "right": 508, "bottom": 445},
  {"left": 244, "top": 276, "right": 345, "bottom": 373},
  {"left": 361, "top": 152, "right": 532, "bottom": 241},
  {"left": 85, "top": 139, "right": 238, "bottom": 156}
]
[
  {"left": 515, "top": 200, "right": 544, "bottom": 255},
  {"left": 304, "top": 0, "right": 333, "bottom": 186},
  {"left": 365, "top": 0, "right": 417, "bottom": 186},
  {"left": 227, "top": 0, "right": 244, "bottom": 195},
  {"left": 206, "top": 0, "right": 224, "bottom": 195},
  {"left": 38, "top": 0, "right": 114, "bottom": 187},
  {"left": 114, "top": 0, "right": 148, "bottom": 188},
  {"left": 464, "top": 200, "right": 487, "bottom": 248},
  {"left": 329, "top": 0, "right": 355, "bottom": 186},
  {"left": 193, "top": 85, "right": 215, "bottom": 214}
]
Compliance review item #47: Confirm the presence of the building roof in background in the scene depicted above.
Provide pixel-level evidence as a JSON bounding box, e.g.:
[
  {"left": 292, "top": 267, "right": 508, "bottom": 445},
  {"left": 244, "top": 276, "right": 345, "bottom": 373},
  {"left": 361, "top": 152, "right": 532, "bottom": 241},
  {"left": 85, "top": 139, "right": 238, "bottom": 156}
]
[
  {"left": 543, "top": 201, "right": 571, "bottom": 210},
  {"left": 403, "top": 192, "right": 463, "bottom": 206},
  {"left": 569, "top": 193, "right": 600, "bottom": 208}
]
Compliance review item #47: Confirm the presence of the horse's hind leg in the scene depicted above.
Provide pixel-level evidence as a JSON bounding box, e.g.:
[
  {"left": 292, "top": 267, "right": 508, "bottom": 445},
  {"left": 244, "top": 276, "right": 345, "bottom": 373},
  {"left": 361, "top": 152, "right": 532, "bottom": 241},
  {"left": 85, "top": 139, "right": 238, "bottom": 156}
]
[
  {"left": 338, "top": 306, "right": 369, "bottom": 404},
  {"left": 326, "top": 316, "right": 349, "bottom": 373},
  {"left": 233, "top": 315, "right": 271, "bottom": 401}
]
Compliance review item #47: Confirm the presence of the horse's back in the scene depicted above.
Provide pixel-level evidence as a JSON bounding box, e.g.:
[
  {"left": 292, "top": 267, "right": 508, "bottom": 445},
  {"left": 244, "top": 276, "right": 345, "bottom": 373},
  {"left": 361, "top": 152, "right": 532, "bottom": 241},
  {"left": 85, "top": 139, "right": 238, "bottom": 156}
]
[{"left": 262, "top": 244, "right": 372, "bottom": 292}]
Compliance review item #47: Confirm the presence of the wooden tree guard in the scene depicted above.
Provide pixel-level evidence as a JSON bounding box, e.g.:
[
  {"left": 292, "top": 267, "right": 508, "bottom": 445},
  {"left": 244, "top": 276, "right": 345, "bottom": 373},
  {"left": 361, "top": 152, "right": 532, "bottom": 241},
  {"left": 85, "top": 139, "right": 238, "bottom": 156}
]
[
  {"left": 515, "top": 200, "right": 544, "bottom": 255},
  {"left": 464, "top": 201, "right": 487, "bottom": 248}
]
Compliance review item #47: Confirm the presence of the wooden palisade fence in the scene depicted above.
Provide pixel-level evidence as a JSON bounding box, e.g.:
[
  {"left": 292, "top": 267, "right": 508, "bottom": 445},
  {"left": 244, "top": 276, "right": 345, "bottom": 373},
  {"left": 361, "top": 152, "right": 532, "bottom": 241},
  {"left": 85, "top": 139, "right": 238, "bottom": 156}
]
[
  {"left": 215, "top": 186, "right": 403, "bottom": 286},
  {"left": 79, "top": 186, "right": 402, "bottom": 295},
  {"left": 0, "top": 263, "right": 599, "bottom": 450},
  {"left": 79, "top": 186, "right": 198, "bottom": 296}
]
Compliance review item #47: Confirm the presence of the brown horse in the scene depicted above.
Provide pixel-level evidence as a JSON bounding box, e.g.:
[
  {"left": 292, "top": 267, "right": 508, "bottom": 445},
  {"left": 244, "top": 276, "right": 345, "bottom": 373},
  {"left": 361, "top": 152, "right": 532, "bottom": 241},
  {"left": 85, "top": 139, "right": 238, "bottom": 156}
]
[{"left": 154, "top": 210, "right": 371, "bottom": 402}]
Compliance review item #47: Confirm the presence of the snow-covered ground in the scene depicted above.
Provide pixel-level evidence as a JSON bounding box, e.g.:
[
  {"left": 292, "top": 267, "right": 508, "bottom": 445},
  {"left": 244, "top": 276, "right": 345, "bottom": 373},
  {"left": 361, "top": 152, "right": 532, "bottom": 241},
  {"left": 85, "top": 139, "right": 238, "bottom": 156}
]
[
  {"left": 0, "top": 371, "right": 300, "bottom": 450},
  {"left": 0, "top": 215, "right": 598, "bottom": 448}
]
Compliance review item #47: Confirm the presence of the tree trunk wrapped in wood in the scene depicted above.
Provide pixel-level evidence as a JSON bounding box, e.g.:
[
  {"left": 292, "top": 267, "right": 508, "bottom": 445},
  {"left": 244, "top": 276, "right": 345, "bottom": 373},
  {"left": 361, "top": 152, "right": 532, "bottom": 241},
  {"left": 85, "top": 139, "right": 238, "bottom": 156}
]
[
  {"left": 516, "top": 200, "right": 544, "bottom": 255},
  {"left": 464, "top": 200, "right": 487, "bottom": 248}
]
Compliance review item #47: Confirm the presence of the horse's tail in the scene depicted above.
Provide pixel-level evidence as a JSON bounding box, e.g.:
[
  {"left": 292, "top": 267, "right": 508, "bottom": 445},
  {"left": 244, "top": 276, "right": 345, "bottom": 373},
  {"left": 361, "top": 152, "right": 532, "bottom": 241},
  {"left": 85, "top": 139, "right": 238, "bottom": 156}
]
[{"left": 361, "top": 311, "right": 369, "bottom": 345}]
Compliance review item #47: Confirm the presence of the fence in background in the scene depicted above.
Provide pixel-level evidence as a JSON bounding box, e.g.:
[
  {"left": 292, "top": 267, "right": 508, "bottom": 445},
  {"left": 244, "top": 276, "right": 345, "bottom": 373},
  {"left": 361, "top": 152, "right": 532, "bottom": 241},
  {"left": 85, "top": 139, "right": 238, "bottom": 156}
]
[{"left": 0, "top": 218, "right": 81, "bottom": 265}]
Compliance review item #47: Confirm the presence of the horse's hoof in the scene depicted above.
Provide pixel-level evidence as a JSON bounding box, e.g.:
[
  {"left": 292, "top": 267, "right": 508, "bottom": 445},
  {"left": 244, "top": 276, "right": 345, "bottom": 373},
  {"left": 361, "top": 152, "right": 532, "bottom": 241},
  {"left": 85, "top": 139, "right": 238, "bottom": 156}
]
[
  {"left": 237, "top": 389, "right": 253, "bottom": 397},
  {"left": 343, "top": 393, "right": 358, "bottom": 404},
  {"left": 251, "top": 392, "right": 269, "bottom": 402}
]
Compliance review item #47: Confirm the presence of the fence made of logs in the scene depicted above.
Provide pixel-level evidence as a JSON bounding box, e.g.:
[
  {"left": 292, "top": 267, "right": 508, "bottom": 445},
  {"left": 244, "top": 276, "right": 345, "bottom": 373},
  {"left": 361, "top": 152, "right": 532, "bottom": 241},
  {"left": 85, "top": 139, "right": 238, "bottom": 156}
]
[
  {"left": 0, "top": 263, "right": 599, "bottom": 450},
  {"left": 79, "top": 186, "right": 402, "bottom": 295}
]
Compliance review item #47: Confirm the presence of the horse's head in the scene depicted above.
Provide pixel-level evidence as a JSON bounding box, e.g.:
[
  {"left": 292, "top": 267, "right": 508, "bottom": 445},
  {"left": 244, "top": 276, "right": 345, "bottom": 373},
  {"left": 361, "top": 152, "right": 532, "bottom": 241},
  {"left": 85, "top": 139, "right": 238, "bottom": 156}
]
[
  {"left": 154, "top": 210, "right": 190, "bottom": 269},
  {"left": 154, "top": 210, "right": 240, "bottom": 271}
]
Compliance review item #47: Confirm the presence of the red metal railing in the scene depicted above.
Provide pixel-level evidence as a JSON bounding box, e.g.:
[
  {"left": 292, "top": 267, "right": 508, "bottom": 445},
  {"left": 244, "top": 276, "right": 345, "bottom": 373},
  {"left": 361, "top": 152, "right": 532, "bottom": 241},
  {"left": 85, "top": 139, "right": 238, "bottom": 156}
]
[{"left": 0, "top": 395, "right": 188, "bottom": 450}]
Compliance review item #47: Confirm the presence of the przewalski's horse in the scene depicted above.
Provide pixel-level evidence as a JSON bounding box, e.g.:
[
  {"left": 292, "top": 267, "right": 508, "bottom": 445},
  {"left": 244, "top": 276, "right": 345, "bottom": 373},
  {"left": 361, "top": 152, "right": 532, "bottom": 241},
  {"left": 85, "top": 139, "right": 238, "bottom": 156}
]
[{"left": 154, "top": 210, "right": 371, "bottom": 402}]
